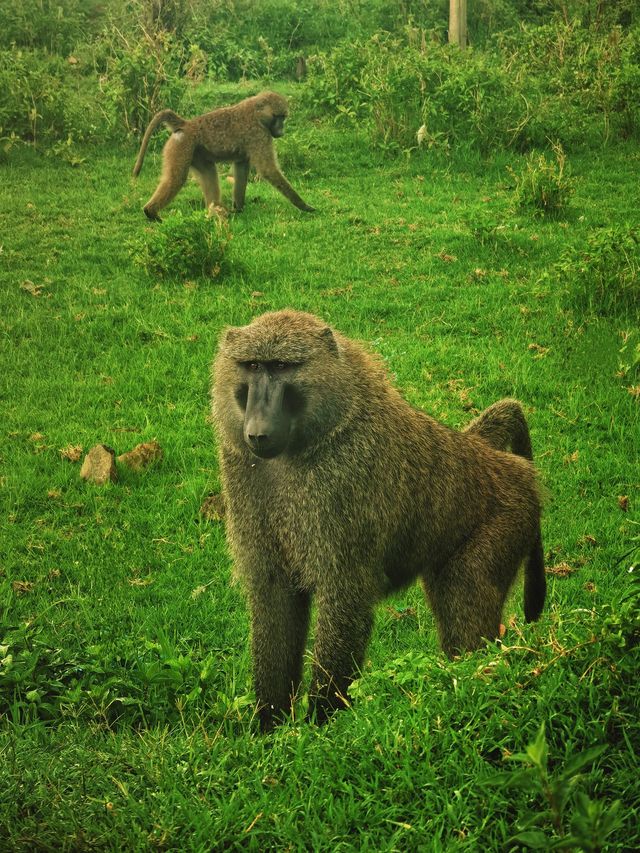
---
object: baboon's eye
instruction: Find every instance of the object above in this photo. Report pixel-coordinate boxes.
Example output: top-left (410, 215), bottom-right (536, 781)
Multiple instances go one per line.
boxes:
top-left (272, 361), bottom-right (289, 371)
top-left (246, 361), bottom-right (260, 371)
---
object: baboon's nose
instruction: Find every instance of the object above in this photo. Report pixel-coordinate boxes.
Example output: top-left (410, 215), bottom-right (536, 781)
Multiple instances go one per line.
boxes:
top-left (246, 432), bottom-right (274, 456)
top-left (247, 432), bottom-right (269, 449)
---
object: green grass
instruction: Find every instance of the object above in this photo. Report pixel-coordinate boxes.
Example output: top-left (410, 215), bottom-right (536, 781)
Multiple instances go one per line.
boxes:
top-left (1, 95), bottom-right (639, 850)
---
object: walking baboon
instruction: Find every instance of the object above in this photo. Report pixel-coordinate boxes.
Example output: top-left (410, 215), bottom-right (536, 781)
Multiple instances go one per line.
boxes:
top-left (212, 311), bottom-right (546, 730)
top-left (132, 91), bottom-right (314, 220)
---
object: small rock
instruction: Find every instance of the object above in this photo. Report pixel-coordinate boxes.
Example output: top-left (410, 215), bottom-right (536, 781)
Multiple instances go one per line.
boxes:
top-left (200, 493), bottom-right (225, 521)
top-left (80, 444), bottom-right (117, 484)
top-left (117, 440), bottom-right (163, 472)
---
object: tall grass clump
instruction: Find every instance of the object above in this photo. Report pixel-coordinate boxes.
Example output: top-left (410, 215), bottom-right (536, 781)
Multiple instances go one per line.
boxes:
top-left (553, 225), bottom-right (640, 316)
top-left (509, 143), bottom-right (574, 217)
top-left (495, 19), bottom-right (640, 146)
top-left (0, 4), bottom-right (639, 157)
top-left (97, 28), bottom-right (186, 136)
top-left (132, 209), bottom-right (231, 280)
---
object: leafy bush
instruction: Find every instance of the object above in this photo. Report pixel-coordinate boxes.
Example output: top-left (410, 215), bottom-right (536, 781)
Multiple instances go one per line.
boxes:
top-left (553, 226), bottom-right (640, 316)
top-left (306, 20), bottom-right (640, 154)
top-left (0, 49), bottom-right (115, 146)
top-left (495, 20), bottom-right (640, 146)
top-left (306, 35), bottom-right (526, 154)
top-left (97, 29), bottom-right (186, 136)
top-left (611, 25), bottom-right (640, 139)
top-left (0, 0), bottom-right (92, 53)
top-left (0, 50), bottom-right (68, 143)
top-left (132, 210), bottom-right (231, 280)
top-left (1, 3), bottom-right (639, 153)
top-left (509, 143), bottom-right (574, 217)
top-left (491, 723), bottom-right (623, 851)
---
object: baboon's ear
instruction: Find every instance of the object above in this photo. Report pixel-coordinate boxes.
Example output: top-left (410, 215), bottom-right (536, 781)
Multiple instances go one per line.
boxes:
top-left (222, 327), bottom-right (239, 346)
top-left (320, 326), bottom-right (338, 354)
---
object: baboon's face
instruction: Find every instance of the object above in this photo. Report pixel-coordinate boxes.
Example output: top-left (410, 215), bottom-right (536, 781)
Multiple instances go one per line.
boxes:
top-left (255, 94), bottom-right (289, 138)
top-left (235, 360), bottom-right (305, 458)
top-left (268, 113), bottom-right (286, 138)
top-left (216, 311), bottom-right (342, 459)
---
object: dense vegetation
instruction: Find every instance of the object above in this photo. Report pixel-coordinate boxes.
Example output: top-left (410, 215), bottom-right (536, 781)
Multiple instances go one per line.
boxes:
top-left (1, 1), bottom-right (638, 849)
top-left (1, 0), bottom-right (639, 155)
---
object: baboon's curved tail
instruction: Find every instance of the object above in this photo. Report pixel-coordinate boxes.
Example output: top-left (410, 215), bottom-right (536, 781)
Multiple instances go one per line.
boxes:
top-left (132, 109), bottom-right (186, 177)
top-left (464, 398), bottom-right (533, 459)
top-left (465, 398), bottom-right (546, 621)
top-left (524, 532), bottom-right (546, 622)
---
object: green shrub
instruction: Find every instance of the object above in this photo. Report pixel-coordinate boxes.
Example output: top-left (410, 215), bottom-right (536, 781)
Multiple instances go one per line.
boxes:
top-left (306, 19), bottom-right (640, 154)
top-left (509, 143), bottom-right (574, 217)
top-left (611, 25), bottom-right (640, 139)
top-left (0, 0), bottom-right (92, 53)
top-left (553, 226), bottom-right (640, 316)
top-left (0, 49), bottom-right (114, 147)
top-left (132, 210), bottom-right (231, 280)
top-left (495, 20), bottom-right (640, 147)
top-left (307, 35), bottom-right (526, 155)
top-left (98, 29), bottom-right (186, 136)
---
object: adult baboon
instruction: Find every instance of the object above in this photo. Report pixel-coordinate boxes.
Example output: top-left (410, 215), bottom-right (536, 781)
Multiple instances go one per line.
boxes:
top-left (212, 311), bottom-right (545, 730)
top-left (132, 91), bottom-right (314, 220)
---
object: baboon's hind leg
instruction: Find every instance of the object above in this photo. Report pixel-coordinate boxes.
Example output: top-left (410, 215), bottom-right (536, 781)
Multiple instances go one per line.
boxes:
top-left (423, 525), bottom-right (518, 657)
top-left (143, 134), bottom-right (192, 221)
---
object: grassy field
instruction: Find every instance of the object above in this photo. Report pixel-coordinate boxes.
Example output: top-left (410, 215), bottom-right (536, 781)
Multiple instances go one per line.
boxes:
top-left (1, 86), bottom-right (638, 850)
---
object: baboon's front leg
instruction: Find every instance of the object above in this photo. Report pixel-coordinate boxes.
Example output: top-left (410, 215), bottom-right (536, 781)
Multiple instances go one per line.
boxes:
top-left (309, 590), bottom-right (374, 724)
top-left (249, 578), bottom-right (311, 731)
top-left (232, 160), bottom-right (250, 212)
top-left (143, 134), bottom-right (191, 221)
top-left (251, 150), bottom-right (315, 212)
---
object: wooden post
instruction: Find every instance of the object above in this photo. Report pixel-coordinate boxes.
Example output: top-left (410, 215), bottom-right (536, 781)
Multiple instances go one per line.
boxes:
top-left (449, 0), bottom-right (459, 46)
top-left (448, 0), bottom-right (467, 48)
top-left (460, 0), bottom-right (468, 47)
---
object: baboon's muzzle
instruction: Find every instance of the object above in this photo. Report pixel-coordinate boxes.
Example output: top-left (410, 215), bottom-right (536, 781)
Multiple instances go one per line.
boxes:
top-left (243, 373), bottom-right (290, 458)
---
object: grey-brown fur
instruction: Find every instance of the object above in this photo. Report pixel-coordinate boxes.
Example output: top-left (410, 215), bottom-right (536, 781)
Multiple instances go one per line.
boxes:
top-left (211, 310), bottom-right (545, 729)
top-left (465, 398), bottom-right (534, 459)
top-left (132, 91), bottom-right (314, 220)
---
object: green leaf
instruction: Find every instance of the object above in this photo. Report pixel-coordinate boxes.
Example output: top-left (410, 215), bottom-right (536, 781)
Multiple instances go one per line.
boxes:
top-left (509, 829), bottom-right (551, 848)
top-left (560, 744), bottom-right (607, 780)
top-left (525, 723), bottom-right (548, 770)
